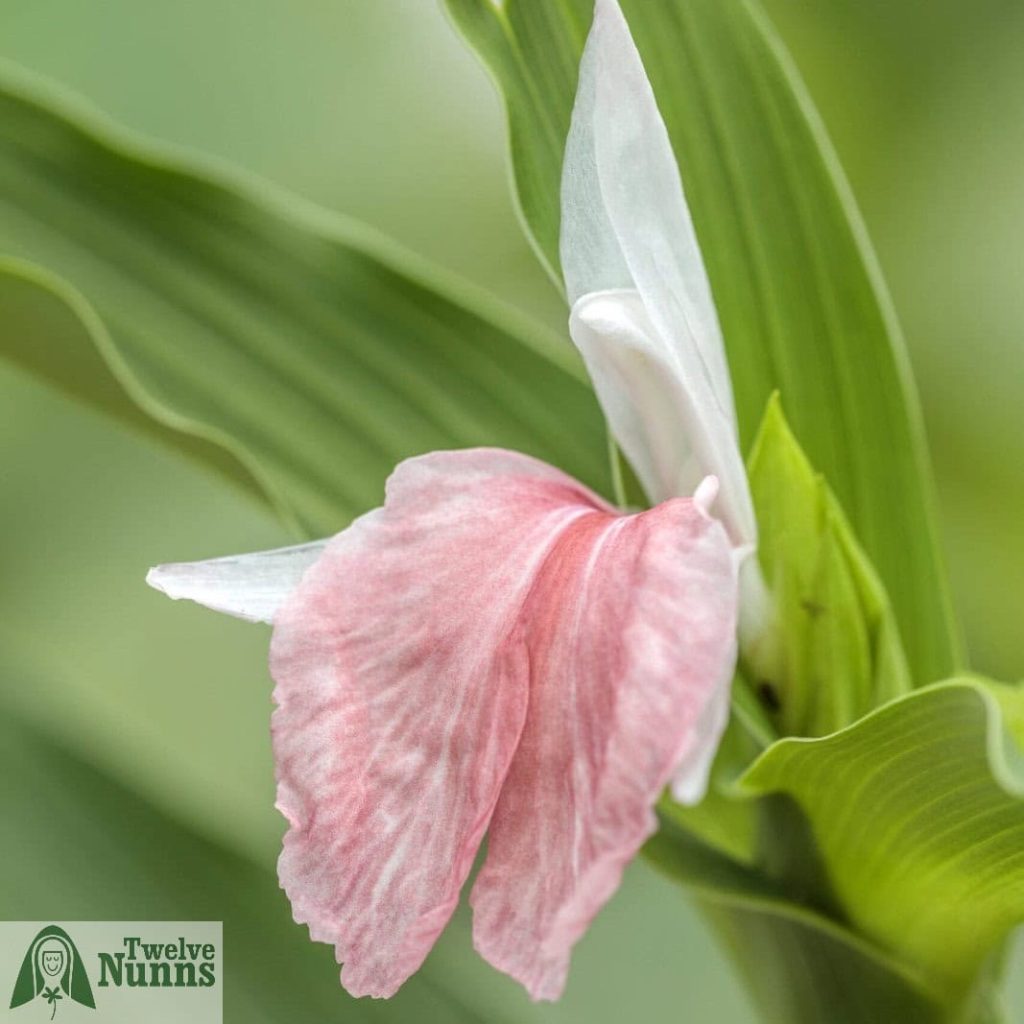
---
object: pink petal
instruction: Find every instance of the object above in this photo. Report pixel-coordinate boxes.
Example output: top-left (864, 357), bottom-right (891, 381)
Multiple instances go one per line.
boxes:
top-left (270, 449), bottom-right (615, 998)
top-left (471, 478), bottom-right (738, 1000)
top-left (270, 449), bottom-right (737, 1001)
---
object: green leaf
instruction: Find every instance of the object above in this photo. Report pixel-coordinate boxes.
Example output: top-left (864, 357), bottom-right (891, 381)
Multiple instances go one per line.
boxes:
top-left (0, 257), bottom-right (267, 504)
top-left (645, 817), bottom-right (950, 1023)
top-left (647, 685), bottom-right (955, 1022)
top-left (444, 0), bottom-right (961, 685)
top-left (740, 678), bottom-right (1024, 1008)
top-left (0, 68), bottom-right (610, 537)
top-left (747, 394), bottom-right (911, 736)
top-left (698, 899), bottom-right (949, 1024)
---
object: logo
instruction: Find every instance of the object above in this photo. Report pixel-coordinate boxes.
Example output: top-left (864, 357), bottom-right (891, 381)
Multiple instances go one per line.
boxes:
top-left (9, 926), bottom-right (95, 1019)
top-left (2, 922), bottom-right (221, 1023)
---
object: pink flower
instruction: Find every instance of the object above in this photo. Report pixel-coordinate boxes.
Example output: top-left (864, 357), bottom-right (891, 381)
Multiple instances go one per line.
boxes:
top-left (147, 0), bottom-right (758, 1002)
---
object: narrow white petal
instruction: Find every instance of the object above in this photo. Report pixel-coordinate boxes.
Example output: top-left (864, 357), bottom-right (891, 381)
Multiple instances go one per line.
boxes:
top-left (559, 16), bottom-right (633, 302)
top-left (561, 0), bottom-right (759, 548)
top-left (561, 0), bottom-right (734, 422)
top-left (570, 289), bottom-right (756, 547)
top-left (146, 540), bottom-right (327, 624)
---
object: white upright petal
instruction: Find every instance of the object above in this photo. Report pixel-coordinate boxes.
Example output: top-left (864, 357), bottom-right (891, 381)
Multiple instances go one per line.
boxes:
top-left (569, 290), bottom-right (755, 545)
top-left (560, 0), bottom-right (755, 549)
top-left (146, 540), bottom-right (327, 624)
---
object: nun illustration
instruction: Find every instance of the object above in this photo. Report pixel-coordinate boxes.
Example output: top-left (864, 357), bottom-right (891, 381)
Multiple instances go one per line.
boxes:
top-left (9, 925), bottom-right (95, 1018)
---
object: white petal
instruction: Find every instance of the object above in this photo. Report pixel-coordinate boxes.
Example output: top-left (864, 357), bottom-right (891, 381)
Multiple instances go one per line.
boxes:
top-left (146, 540), bottom-right (327, 624)
top-left (569, 289), bottom-right (756, 547)
top-left (670, 679), bottom-right (732, 805)
top-left (560, 0), bottom-right (754, 544)
top-left (561, 0), bottom-right (733, 416)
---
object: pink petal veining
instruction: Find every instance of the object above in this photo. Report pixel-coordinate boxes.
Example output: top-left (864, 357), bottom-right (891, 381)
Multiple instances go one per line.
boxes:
top-left (470, 476), bottom-right (737, 999)
top-left (269, 448), bottom-right (737, 999)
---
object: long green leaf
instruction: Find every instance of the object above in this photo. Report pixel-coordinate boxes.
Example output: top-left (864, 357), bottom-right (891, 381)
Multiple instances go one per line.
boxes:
top-left (443, 0), bottom-right (960, 685)
top-left (0, 66), bottom-right (609, 537)
top-left (0, 257), bottom-right (268, 503)
top-left (741, 678), bottom-right (1024, 1009)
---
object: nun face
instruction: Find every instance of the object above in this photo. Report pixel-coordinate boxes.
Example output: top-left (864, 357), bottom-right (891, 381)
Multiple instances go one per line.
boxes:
top-left (40, 948), bottom-right (64, 977)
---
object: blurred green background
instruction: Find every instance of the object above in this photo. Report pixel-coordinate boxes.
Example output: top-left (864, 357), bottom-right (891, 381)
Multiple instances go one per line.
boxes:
top-left (1, 1), bottom-right (1021, 1020)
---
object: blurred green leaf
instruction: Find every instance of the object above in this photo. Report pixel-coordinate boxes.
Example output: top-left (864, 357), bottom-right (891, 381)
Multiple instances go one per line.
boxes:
top-left (741, 678), bottom-right (1024, 1012)
top-left (748, 394), bottom-right (911, 736)
top-left (0, 257), bottom-right (267, 503)
top-left (0, 69), bottom-right (609, 538)
top-left (444, 0), bottom-right (961, 686)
